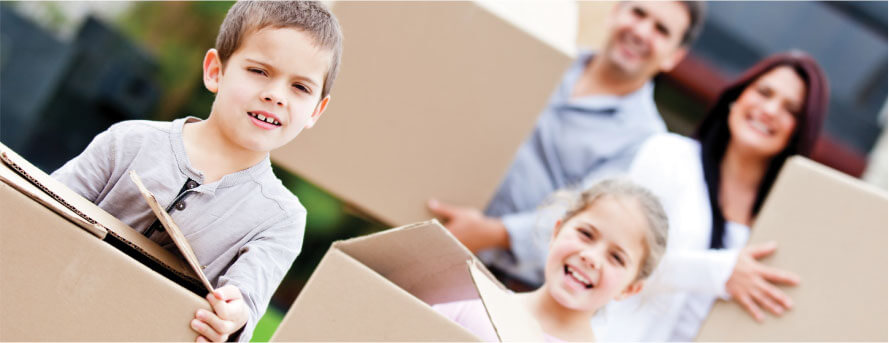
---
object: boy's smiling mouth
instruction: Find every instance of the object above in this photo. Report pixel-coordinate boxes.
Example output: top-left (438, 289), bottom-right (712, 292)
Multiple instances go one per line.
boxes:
top-left (248, 111), bottom-right (282, 129)
top-left (565, 265), bottom-right (594, 289)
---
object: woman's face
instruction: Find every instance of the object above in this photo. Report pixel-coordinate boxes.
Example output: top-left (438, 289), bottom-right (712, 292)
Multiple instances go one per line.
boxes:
top-left (727, 66), bottom-right (807, 158)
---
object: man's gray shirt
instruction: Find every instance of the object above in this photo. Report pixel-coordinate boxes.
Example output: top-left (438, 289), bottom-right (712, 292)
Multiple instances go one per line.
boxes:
top-left (482, 51), bottom-right (666, 285)
top-left (52, 117), bottom-right (305, 341)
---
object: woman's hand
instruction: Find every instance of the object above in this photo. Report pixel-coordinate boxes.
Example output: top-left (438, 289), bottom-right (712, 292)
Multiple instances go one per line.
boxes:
top-left (725, 241), bottom-right (800, 322)
top-left (427, 199), bottom-right (510, 253)
top-left (191, 285), bottom-right (249, 342)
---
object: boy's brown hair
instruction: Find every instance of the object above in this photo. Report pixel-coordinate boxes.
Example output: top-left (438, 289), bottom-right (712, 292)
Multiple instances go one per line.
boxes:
top-left (216, 1), bottom-right (343, 99)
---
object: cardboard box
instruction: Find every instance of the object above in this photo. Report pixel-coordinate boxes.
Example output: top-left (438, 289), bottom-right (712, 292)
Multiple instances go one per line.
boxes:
top-left (0, 143), bottom-right (211, 341)
top-left (271, 1), bottom-right (573, 226)
top-left (697, 156), bottom-right (888, 341)
top-left (271, 220), bottom-right (545, 341)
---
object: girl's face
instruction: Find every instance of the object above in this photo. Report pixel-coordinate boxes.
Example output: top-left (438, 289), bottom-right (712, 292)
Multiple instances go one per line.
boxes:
top-left (727, 66), bottom-right (807, 158)
top-left (543, 195), bottom-right (649, 313)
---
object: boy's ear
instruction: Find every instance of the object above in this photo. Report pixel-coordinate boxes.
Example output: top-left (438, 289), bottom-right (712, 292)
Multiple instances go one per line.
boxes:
top-left (203, 49), bottom-right (223, 94)
top-left (615, 280), bottom-right (644, 301)
top-left (305, 95), bottom-right (330, 129)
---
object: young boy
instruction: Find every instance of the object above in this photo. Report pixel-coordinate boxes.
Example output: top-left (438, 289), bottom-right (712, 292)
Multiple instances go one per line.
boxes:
top-left (51, 2), bottom-right (342, 341)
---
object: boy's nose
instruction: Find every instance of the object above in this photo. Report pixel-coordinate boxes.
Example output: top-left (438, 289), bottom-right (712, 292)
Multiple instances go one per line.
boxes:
top-left (263, 95), bottom-right (285, 107)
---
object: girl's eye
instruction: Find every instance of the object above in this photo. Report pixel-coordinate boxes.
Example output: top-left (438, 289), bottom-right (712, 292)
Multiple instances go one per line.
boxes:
top-left (611, 252), bottom-right (626, 267)
top-left (578, 228), bottom-right (593, 239)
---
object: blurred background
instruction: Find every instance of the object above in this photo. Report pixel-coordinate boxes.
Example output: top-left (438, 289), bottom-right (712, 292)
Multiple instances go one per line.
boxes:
top-left (1, 1), bottom-right (885, 340)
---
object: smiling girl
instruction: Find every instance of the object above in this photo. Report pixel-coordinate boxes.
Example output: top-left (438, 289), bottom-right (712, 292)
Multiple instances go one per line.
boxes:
top-left (434, 179), bottom-right (668, 341)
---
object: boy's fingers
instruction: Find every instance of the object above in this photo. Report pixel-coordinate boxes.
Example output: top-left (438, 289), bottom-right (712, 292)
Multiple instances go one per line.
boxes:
top-left (758, 279), bottom-right (793, 310)
top-left (197, 309), bottom-right (236, 335)
top-left (750, 288), bottom-right (783, 316)
top-left (191, 318), bottom-right (222, 342)
top-left (215, 285), bottom-right (244, 301)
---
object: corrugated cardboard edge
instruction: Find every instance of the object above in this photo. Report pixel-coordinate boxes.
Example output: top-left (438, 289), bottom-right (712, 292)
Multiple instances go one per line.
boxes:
top-left (0, 142), bottom-right (200, 285)
top-left (129, 170), bottom-right (214, 293)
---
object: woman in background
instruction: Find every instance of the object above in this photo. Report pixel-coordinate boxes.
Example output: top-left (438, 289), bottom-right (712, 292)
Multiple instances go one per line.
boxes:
top-left (597, 51), bottom-right (830, 341)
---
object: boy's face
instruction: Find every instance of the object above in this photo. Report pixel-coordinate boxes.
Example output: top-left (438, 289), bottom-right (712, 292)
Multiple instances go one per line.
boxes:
top-left (203, 27), bottom-right (332, 153)
top-left (600, 1), bottom-right (690, 80)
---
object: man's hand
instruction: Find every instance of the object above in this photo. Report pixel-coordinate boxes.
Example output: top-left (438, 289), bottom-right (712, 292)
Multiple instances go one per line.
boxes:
top-left (725, 241), bottom-right (800, 322)
top-left (427, 199), bottom-right (510, 253)
top-left (191, 285), bottom-right (249, 342)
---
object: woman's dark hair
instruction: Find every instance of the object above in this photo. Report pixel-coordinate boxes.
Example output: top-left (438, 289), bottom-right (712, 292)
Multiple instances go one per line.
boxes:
top-left (695, 51), bottom-right (830, 249)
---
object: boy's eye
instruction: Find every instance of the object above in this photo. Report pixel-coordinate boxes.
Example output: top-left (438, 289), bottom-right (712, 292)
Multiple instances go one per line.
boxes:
top-left (655, 22), bottom-right (670, 37)
top-left (248, 68), bottom-right (267, 76)
top-left (757, 85), bottom-right (773, 98)
top-left (292, 83), bottom-right (311, 94)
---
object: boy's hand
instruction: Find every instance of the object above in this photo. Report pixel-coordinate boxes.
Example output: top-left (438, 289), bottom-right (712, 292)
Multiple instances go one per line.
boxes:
top-left (191, 285), bottom-right (249, 342)
top-left (427, 199), bottom-right (510, 253)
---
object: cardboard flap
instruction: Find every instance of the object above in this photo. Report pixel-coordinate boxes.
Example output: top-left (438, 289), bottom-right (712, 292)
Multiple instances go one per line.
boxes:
top-left (697, 156), bottom-right (888, 341)
top-left (272, 247), bottom-right (481, 342)
top-left (336, 220), bottom-right (486, 304)
top-left (0, 142), bottom-right (199, 284)
top-left (468, 260), bottom-right (546, 342)
top-left (130, 171), bottom-right (213, 293)
top-left (0, 152), bottom-right (105, 238)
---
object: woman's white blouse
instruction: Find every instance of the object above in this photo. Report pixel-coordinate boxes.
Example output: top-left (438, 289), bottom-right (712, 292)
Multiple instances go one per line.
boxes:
top-left (591, 133), bottom-right (750, 342)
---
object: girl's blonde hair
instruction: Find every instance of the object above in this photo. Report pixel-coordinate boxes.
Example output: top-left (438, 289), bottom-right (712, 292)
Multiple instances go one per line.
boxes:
top-left (551, 178), bottom-right (668, 280)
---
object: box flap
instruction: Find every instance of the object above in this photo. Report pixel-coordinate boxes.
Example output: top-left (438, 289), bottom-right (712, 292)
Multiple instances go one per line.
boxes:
top-left (336, 220), bottom-right (494, 304)
top-left (468, 260), bottom-right (546, 342)
top-left (130, 171), bottom-right (214, 292)
top-left (271, 247), bottom-right (481, 341)
top-left (0, 180), bottom-right (210, 341)
top-left (697, 156), bottom-right (888, 341)
top-left (0, 142), bottom-right (200, 287)
top-left (0, 152), bottom-right (105, 238)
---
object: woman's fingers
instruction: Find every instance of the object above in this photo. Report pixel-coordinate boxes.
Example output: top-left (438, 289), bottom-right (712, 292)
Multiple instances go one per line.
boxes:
top-left (757, 278), bottom-right (794, 310)
top-left (734, 292), bottom-right (764, 322)
top-left (759, 264), bottom-right (800, 286)
top-left (749, 286), bottom-right (784, 316)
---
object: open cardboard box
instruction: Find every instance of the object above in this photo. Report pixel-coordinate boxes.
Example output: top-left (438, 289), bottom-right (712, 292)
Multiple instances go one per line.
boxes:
top-left (697, 156), bottom-right (888, 341)
top-left (271, 220), bottom-right (545, 341)
top-left (0, 142), bottom-right (212, 341)
top-left (270, 1), bottom-right (573, 227)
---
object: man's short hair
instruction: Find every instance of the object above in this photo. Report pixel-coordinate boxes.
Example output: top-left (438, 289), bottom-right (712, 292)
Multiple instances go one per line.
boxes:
top-left (679, 1), bottom-right (706, 47)
top-left (216, 1), bottom-right (343, 99)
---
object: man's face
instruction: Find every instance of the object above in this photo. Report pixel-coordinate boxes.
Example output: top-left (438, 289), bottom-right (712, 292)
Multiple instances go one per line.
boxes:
top-left (204, 27), bottom-right (331, 153)
top-left (601, 1), bottom-right (690, 79)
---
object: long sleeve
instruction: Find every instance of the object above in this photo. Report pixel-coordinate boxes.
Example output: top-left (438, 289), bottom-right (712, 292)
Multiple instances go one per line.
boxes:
top-left (216, 211), bottom-right (305, 342)
top-left (627, 134), bottom-right (738, 298)
top-left (51, 125), bottom-right (119, 202)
